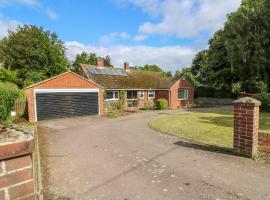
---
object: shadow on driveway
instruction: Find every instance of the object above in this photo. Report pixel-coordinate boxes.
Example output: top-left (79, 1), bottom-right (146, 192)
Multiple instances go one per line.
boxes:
top-left (174, 140), bottom-right (234, 156)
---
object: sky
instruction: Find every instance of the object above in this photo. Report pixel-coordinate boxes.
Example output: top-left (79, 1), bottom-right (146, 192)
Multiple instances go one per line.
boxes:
top-left (0, 0), bottom-right (241, 72)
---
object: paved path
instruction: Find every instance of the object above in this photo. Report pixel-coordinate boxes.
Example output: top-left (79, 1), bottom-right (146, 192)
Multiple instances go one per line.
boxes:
top-left (39, 109), bottom-right (270, 200)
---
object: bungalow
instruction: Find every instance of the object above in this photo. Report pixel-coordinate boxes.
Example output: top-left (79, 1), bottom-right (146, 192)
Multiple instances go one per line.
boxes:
top-left (79, 58), bottom-right (194, 111)
top-left (25, 57), bottom-right (193, 122)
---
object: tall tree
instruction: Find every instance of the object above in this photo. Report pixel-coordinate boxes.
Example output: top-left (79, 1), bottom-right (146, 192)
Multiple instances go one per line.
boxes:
top-left (0, 25), bottom-right (68, 87)
top-left (191, 50), bottom-right (209, 85)
top-left (72, 52), bottom-right (97, 72)
top-left (224, 0), bottom-right (270, 92)
top-left (207, 30), bottom-right (234, 92)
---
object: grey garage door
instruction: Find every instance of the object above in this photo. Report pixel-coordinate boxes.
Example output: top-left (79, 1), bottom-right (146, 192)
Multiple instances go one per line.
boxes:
top-left (36, 92), bottom-right (99, 121)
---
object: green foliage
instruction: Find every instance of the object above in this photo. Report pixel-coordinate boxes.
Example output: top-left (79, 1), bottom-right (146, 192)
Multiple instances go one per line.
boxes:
top-left (0, 68), bottom-right (17, 84)
top-left (136, 64), bottom-right (172, 77)
top-left (107, 111), bottom-right (118, 118)
top-left (72, 52), bottom-right (97, 72)
top-left (175, 68), bottom-right (197, 86)
top-left (105, 91), bottom-right (126, 118)
top-left (156, 99), bottom-right (168, 110)
top-left (190, 0), bottom-right (270, 97)
top-left (0, 82), bottom-right (25, 121)
top-left (195, 86), bottom-right (232, 98)
top-left (139, 64), bottom-right (163, 72)
top-left (143, 101), bottom-right (155, 110)
top-left (119, 90), bottom-right (126, 112)
top-left (191, 50), bottom-right (209, 85)
top-left (224, 0), bottom-right (270, 90)
top-left (0, 25), bottom-right (68, 88)
top-left (253, 93), bottom-right (270, 112)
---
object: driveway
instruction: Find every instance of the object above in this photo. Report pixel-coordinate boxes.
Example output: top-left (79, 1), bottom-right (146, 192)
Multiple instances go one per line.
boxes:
top-left (38, 109), bottom-right (270, 200)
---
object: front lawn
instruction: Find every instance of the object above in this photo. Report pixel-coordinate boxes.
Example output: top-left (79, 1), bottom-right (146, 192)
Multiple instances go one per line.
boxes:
top-left (149, 111), bottom-right (270, 148)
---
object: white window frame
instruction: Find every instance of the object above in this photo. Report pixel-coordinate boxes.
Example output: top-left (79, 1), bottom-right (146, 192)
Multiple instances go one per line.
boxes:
top-left (148, 90), bottom-right (155, 99)
top-left (139, 91), bottom-right (144, 100)
top-left (105, 91), bottom-right (119, 101)
top-left (178, 89), bottom-right (188, 100)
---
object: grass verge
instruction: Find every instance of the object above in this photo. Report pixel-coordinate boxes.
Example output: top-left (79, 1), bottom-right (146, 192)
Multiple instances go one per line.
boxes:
top-left (149, 110), bottom-right (270, 148)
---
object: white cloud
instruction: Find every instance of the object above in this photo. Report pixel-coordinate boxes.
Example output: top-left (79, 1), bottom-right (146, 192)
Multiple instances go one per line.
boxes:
top-left (0, 0), bottom-right (40, 6)
top-left (100, 32), bottom-right (131, 45)
top-left (0, 0), bottom-right (58, 20)
top-left (122, 0), bottom-right (241, 38)
top-left (133, 34), bottom-right (149, 42)
top-left (118, 0), bottom-right (162, 17)
top-left (45, 7), bottom-right (58, 20)
top-left (0, 13), bottom-right (21, 39)
top-left (65, 41), bottom-right (196, 72)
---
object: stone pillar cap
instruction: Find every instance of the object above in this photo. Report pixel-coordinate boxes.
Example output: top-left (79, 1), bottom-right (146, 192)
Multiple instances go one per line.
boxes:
top-left (233, 97), bottom-right (261, 106)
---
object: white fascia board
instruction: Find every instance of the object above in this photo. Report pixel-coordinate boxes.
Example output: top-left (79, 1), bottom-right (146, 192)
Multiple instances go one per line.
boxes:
top-left (34, 88), bottom-right (99, 93)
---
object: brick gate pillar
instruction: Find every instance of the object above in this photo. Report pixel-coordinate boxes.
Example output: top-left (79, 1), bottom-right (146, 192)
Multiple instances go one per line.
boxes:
top-left (233, 97), bottom-right (261, 157)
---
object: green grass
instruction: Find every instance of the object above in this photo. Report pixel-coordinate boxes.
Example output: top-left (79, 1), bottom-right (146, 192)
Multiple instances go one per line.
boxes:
top-left (149, 111), bottom-right (270, 148)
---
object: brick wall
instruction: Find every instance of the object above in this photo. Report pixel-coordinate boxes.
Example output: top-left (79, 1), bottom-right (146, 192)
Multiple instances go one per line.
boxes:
top-left (0, 155), bottom-right (35, 200)
top-left (233, 97), bottom-right (261, 157)
top-left (170, 79), bottom-right (194, 109)
top-left (25, 72), bottom-right (104, 122)
top-left (155, 90), bottom-right (169, 102)
top-left (0, 127), bottom-right (35, 200)
top-left (258, 131), bottom-right (270, 151)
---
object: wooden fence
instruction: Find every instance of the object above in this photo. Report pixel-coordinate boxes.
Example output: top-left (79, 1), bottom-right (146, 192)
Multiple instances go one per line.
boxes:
top-left (15, 99), bottom-right (27, 117)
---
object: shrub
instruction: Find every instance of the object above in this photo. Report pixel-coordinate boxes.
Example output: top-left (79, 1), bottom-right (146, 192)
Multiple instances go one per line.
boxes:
top-left (156, 99), bottom-right (169, 110)
top-left (0, 82), bottom-right (25, 121)
top-left (253, 93), bottom-right (270, 112)
top-left (143, 101), bottom-right (155, 110)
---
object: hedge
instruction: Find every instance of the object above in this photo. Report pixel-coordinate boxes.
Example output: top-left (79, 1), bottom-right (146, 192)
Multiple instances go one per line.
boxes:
top-left (156, 99), bottom-right (168, 110)
top-left (0, 82), bottom-right (25, 121)
top-left (253, 93), bottom-right (270, 112)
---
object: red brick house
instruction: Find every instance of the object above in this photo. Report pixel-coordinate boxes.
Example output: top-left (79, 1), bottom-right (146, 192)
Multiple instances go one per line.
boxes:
top-left (25, 58), bottom-right (193, 122)
top-left (79, 58), bottom-right (194, 111)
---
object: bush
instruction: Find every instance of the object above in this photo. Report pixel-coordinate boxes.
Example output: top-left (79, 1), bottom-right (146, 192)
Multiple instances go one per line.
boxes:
top-left (0, 82), bottom-right (25, 121)
top-left (253, 93), bottom-right (270, 112)
top-left (156, 99), bottom-right (169, 110)
top-left (143, 101), bottom-right (155, 110)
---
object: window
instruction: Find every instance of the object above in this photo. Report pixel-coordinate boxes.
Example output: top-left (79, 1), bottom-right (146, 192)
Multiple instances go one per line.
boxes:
top-left (148, 91), bottom-right (155, 99)
top-left (139, 91), bottom-right (144, 99)
top-left (178, 89), bottom-right (188, 100)
top-left (127, 91), bottom-right (137, 100)
top-left (105, 91), bottom-right (119, 100)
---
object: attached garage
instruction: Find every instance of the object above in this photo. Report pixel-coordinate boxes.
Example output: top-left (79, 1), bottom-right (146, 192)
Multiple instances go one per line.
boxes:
top-left (25, 72), bottom-right (104, 122)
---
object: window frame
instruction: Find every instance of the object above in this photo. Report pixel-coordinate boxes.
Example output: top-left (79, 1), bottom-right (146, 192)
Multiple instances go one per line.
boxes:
top-left (178, 89), bottom-right (188, 100)
top-left (148, 90), bottom-right (155, 99)
top-left (139, 91), bottom-right (144, 100)
top-left (105, 91), bottom-right (119, 101)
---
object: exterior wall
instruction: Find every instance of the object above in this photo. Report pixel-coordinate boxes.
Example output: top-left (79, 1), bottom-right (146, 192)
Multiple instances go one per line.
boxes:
top-left (233, 98), bottom-right (261, 157)
top-left (0, 130), bottom-right (35, 200)
top-left (0, 155), bottom-right (35, 200)
top-left (170, 79), bottom-right (194, 109)
top-left (155, 90), bottom-right (169, 103)
top-left (138, 91), bottom-right (148, 108)
top-left (258, 131), bottom-right (270, 151)
top-left (25, 72), bottom-right (104, 122)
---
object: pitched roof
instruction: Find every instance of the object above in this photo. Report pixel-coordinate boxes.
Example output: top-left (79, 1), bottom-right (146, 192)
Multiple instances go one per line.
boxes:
top-left (24, 71), bottom-right (104, 90)
top-left (81, 64), bottom-right (176, 89)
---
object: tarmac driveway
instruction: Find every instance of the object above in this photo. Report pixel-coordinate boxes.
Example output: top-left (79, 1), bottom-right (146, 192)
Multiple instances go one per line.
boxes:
top-left (38, 109), bottom-right (270, 200)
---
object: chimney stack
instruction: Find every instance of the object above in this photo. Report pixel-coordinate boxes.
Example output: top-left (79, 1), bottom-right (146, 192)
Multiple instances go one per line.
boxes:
top-left (96, 57), bottom-right (105, 67)
top-left (124, 62), bottom-right (129, 70)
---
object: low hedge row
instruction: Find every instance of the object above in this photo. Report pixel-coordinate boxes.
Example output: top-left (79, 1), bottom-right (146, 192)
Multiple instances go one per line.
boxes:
top-left (0, 82), bottom-right (25, 121)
